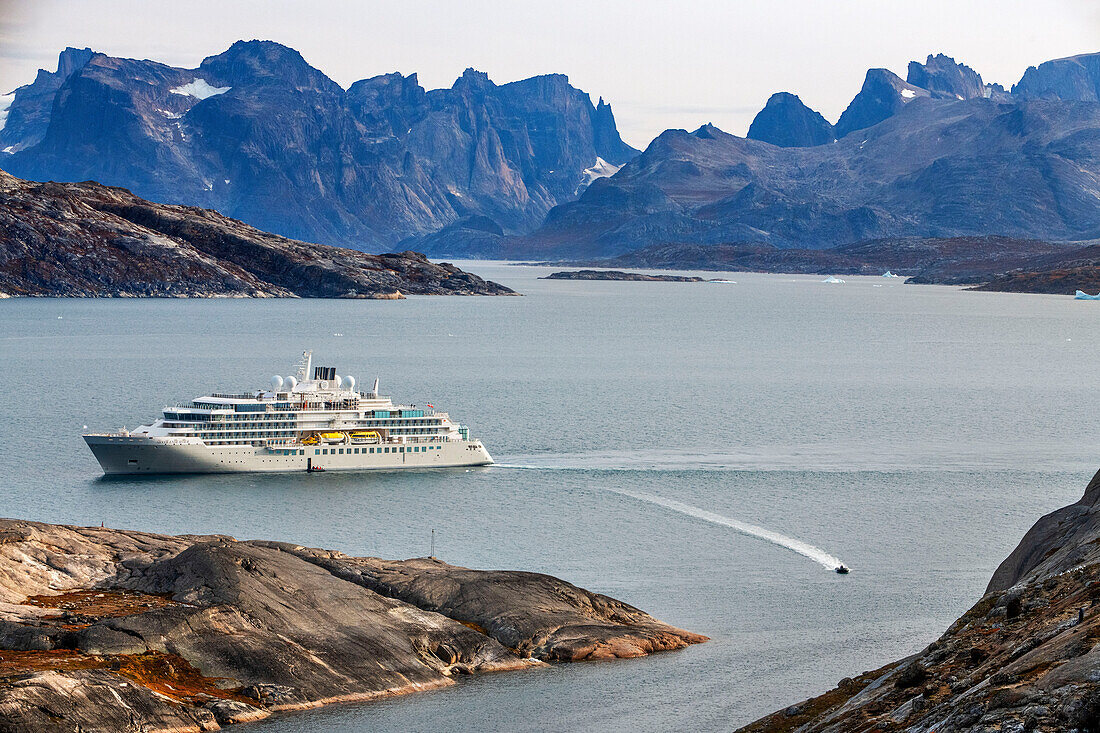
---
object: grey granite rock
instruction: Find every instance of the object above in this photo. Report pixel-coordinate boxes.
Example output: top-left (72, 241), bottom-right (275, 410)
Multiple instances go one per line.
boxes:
top-left (0, 519), bottom-right (704, 731)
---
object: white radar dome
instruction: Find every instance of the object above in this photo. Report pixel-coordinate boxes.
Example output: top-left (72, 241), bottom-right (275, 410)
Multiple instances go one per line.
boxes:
top-left (285, 376), bottom-right (298, 390)
top-left (270, 375), bottom-right (284, 391)
top-left (343, 375), bottom-right (355, 390)
top-left (334, 375), bottom-right (343, 388)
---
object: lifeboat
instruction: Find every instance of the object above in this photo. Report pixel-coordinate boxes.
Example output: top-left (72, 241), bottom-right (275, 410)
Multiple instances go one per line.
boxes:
top-left (300, 434), bottom-right (320, 446)
top-left (321, 432), bottom-right (346, 443)
top-left (350, 430), bottom-right (380, 443)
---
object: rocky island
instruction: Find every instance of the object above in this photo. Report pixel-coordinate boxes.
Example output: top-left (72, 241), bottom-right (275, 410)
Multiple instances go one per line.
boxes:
top-left (0, 519), bottom-right (705, 731)
top-left (542, 270), bottom-right (704, 282)
top-left (0, 171), bottom-right (514, 298)
top-left (739, 468), bottom-right (1100, 733)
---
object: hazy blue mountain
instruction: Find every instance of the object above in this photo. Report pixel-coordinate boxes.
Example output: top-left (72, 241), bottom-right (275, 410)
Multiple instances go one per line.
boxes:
top-left (906, 54), bottom-right (985, 100)
top-left (515, 96), bottom-right (1100, 259)
top-left (746, 92), bottom-right (834, 147)
top-left (1013, 52), bottom-right (1100, 101)
top-left (0, 47), bottom-right (93, 154)
top-left (834, 68), bottom-right (930, 138)
top-left (0, 41), bottom-right (637, 251)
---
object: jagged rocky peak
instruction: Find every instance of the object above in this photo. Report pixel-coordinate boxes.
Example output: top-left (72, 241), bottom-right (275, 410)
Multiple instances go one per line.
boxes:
top-left (452, 67), bottom-right (494, 93)
top-left (590, 97), bottom-right (637, 164)
top-left (0, 47), bottom-right (96, 153)
top-left (1, 42), bottom-right (640, 252)
top-left (54, 47), bottom-right (96, 79)
top-left (346, 72), bottom-right (428, 136)
top-left (1013, 52), bottom-right (1100, 101)
top-left (746, 91), bottom-right (835, 147)
top-left (906, 53), bottom-right (985, 99)
top-left (198, 39), bottom-right (341, 93)
top-left (834, 67), bottom-right (929, 138)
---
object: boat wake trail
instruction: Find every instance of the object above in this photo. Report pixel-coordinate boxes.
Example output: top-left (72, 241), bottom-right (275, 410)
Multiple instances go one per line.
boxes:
top-left (607, 487), bottom-right (844, 571)
top-left (495, 463), bottom-right (846, 571)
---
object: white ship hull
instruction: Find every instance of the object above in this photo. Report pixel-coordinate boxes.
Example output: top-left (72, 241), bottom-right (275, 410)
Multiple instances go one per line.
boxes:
top-left (85, 435), bottom-right (493, 475)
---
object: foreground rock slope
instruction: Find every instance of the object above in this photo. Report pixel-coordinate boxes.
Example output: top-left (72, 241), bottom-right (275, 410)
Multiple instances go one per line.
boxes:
top-left (0, 170), bottom-right (514, 297)
top-left (739, 468), bottom-right (1100, 733)
top-left (0, 519), bottom-right (704, 731)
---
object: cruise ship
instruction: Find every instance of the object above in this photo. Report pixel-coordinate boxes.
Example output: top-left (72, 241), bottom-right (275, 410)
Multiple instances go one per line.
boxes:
top-left (83, 351), bottom-right (493, 475)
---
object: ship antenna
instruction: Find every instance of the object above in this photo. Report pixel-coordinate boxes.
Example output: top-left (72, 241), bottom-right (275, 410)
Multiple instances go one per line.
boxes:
top-left (295, 350), bottom-right (312, 382)
top-left (372, 377), bottom-right (379, 397)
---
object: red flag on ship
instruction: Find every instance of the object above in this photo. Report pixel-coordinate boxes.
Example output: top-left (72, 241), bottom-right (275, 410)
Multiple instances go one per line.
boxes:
top-left (426, 403), bottom-right (434, 408)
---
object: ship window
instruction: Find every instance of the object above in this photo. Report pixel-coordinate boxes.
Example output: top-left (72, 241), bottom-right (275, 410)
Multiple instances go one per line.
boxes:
top-left (314, 449), bottom-right (319, 455)
top-left (339, 449), bottom-right (344, 454)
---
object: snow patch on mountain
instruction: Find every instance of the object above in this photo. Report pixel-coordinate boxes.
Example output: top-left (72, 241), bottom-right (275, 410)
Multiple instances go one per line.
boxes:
top-left (576, 156), bottom-right (622, 193)
top-left (170, 79), bottom-right (231, 100)
top-left (0, 93), bottom-right (15, 133)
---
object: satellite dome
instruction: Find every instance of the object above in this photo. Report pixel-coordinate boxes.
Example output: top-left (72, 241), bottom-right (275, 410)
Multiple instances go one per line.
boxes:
top-left (344, 375), bottom-right (355, 391)
top-left (285, 376), bottom-right (298, 390)
top-left (334, 375), bottom-right (343, 388)
top-left (270, 375), bottom-right (284, 391)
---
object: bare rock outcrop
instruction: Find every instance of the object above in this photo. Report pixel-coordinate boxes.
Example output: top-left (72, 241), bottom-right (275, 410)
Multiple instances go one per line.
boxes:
top-left (738, 467), bottom-right (1100, 733)
top-left (0, 519), bottom-right (704, 731)
top-left (0, 170), bottom-right (515, 298)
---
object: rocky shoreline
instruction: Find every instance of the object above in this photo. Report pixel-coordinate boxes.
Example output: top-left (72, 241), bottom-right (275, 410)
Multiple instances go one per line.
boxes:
top-left (542, 269), bottom-right (705, 282)
top-left (0, 519), bottom-right (705, 731)
top-left (0, 171), bottom-right (515, 298)
top-left (738, 468), bottom-right (1100, 733)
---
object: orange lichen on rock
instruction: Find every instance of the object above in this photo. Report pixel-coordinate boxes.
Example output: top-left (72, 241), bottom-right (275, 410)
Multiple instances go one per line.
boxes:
top-left (113, 652), bottom-right (255, 704)
top-left (0, 649), bottom-right (105, 680)
top-left (26, 589), bottom-right (182, 626)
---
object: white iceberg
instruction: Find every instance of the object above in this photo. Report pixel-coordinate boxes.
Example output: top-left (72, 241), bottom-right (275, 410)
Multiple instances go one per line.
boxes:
top-left (882, 271), bottom-right (902, 278)
top-left (1075, 290), bottom-right (1100, 300)
top-left (822, 276), bottom-right (845, 284)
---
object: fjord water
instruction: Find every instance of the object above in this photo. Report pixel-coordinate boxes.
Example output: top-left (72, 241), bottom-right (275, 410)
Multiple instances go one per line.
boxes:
top-left (2, 266), bottom-right (1098, 731)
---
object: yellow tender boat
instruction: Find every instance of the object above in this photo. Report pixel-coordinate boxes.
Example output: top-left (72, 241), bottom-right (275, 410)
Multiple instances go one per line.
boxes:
top-left (321, 432), bottom-right (346, 443)
top-left (301, 434), bottom-right (320, 446)
top-left (350, 430), bottom-right (380, 443)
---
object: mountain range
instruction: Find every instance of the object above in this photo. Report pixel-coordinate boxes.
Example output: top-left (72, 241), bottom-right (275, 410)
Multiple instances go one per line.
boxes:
top-left (4, 44), bottom-right (1100, 291)
top-left (0, 41), bottom-right (636, 251)
top-left (512, 53), bottom-right (1100, 262)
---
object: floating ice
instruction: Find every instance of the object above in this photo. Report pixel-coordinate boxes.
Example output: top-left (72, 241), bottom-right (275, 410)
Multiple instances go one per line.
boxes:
top-left (822, 276), bottom-right (845, 284)
top-left (1075, 290), bottom-right (1100, 300)
top-left (900, 88), bottom-right (917, 99)
top-left (169, 79), bottom-right (231, 100)
top-left (882, 271), bottom-right (902, 278)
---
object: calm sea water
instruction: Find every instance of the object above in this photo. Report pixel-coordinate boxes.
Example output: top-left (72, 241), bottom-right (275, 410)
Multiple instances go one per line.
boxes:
top-left (2, 265), bottom-right (1098, 731)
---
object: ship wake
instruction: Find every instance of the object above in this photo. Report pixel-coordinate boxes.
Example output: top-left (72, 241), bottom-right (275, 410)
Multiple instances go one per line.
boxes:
top-left (606, 487), bottom-right (844, 571)
top-left (497, 464), bottom-right (845, 571)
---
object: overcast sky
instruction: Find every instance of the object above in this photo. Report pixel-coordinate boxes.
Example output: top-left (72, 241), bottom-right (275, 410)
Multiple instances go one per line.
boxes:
top-left (2, 0), bottom-right (1098, 148)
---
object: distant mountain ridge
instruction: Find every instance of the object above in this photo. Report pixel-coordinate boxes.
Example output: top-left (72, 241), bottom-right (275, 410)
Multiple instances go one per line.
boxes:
top-left (0, 41), bottom-right (637, 251)
top-left (505, 50), bottom-right (1100, 263)
top-left (7, 43), bottom-right (1100, 280)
